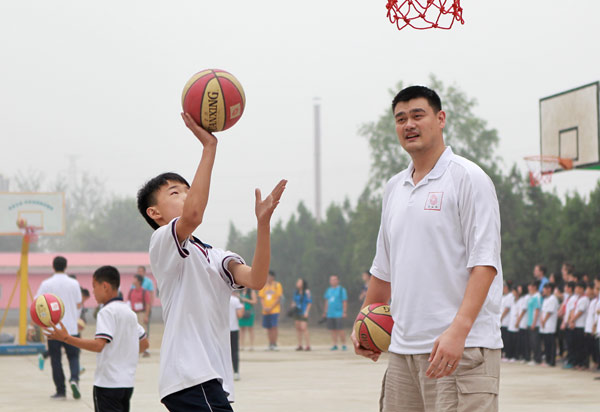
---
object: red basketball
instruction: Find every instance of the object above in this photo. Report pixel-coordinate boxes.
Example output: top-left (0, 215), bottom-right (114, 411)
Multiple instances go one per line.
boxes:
top-left (30, 293), bottom-right (65, 328)
top-left (354, 303), bottom-right (394, 353)
top-left (181, 69), bottom-right (246, 132)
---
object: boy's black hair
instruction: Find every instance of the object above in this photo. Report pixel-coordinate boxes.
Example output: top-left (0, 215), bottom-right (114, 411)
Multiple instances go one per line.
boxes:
top-left (81, 288), bottom-right (90, 298)
top-left (530, 279), bottom-right (541, 289)
top-left (93, 266), bottom-right (120, 290)
top-left (52, 256), bottom-right (67, 272)
top-left (536, 264), bottom-right (547, 275)
top-left (137, 172), bottom-right (190, 230)
top-left (566, 281), bottom-right (576, 290)
top-left (391, 85), bottom-right (442, 113)
top-left (576, 281), bottom-right (587, 290)
top-left (134, 274), bottom-right (144, 284)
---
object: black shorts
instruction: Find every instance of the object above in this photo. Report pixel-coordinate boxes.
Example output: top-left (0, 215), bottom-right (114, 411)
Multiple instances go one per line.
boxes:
top-left (161, 379), bottom-right (233, 412)
top-left (327, 317), bottom-right (344, 330)
top-left (93, 386), bottom-right (133, 412)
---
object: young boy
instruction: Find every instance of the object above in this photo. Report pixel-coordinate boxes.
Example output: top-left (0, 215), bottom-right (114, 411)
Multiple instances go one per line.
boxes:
top-left (136, 112), bottom-right (286, 411)
top-left (44, 266), bottom-right (149, 412)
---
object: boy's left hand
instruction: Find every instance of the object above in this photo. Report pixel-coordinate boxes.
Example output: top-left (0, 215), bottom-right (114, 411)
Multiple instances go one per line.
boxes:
top-left (255, 179), bottom-right (287, 224)
top-left (43, 321), bottom-right (69, 342)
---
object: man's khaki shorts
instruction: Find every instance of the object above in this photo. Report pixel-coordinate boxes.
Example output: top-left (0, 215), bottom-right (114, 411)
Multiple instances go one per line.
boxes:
top-left (380, 347), bottom-right (500, 412)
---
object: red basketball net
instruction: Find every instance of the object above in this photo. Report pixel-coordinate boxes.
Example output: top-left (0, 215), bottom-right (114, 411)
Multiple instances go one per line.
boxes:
top-left (386, 0), bottom-right (464, 31)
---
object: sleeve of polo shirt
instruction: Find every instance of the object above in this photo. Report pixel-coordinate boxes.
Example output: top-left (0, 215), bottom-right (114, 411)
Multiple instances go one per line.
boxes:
top-left (95, 309), bottom-right (115, 343)
top-left (458, 167), bottom-right (502, 274)
top-left (149, 217), bottom-right (189, 279)
top-left (212, 248), bottom-right (246, 290)
top-left (370, 188), bottom-right (392, 282)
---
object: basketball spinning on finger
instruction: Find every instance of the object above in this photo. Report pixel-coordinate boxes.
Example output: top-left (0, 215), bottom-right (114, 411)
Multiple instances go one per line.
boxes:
top-left (181, 69), bottom-right (246, 132)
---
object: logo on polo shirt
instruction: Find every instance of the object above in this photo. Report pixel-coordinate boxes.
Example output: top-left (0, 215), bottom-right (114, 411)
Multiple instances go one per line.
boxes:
top-left (424, 192), bottom-right (443, 211)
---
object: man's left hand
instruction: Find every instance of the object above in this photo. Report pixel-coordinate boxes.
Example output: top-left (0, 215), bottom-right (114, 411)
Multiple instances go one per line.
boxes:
top-left (426, 324), bottom-right (467, 379)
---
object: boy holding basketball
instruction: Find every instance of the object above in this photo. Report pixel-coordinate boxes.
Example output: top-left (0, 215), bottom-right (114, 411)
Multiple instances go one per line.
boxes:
top-left (136, 112), bottom-right (286, 411)
top-left (44, 266), bottom-right (149, 412)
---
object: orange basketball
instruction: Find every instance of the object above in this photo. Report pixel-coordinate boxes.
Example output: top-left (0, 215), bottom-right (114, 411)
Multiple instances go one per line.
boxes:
top-left (354, 303), bottom-right (394, 353)
top-left (181, 69), bottom-right (246, 132)
top-left (30, 293), bottom-right (65, 328)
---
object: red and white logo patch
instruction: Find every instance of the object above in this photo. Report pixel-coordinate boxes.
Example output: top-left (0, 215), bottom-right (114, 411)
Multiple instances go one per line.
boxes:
top-left (230, 103), bottom-right (241, 119)
top-left (424, 192), bottom-right (443, 211)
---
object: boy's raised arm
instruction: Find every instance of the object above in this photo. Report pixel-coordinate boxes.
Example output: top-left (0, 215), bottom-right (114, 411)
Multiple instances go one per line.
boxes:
top-left (230, 179), bottom-right (287, 290)
top-left (176, 112), bottom-right (218, 243)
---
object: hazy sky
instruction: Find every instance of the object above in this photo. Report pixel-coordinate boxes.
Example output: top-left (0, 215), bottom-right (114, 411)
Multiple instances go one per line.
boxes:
top-left (1, 1), bottom-right (600, 248)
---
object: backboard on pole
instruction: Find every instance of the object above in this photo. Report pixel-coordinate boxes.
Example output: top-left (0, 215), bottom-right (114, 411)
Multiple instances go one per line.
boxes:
top-left (0, 192), bottom-right (65, 236)
top-left (539, 82), bottom-right (600, 172)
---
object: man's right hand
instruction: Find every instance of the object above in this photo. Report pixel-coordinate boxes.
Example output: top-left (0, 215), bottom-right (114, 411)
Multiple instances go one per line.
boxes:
top-left (351, 329), bottom-right (381, 362)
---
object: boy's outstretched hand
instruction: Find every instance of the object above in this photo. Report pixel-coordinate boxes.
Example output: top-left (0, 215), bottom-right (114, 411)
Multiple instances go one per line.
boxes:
top-left (256, 179), bottom-right (287, 224)
top-left (181, 112), bottom-right (218, 148)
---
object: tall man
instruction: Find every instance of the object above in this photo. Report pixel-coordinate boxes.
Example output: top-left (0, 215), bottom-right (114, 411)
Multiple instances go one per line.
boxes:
top-left (352, 86), bottom-right (503, 411)
top-left (533, 264), bottom-right (549, 292)
top-left (36, 256), bottom-right (83, 400)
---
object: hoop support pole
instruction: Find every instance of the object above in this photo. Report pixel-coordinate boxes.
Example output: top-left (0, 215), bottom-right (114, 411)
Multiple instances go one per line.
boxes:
top-left (18, 234), bottom-right (30, 345)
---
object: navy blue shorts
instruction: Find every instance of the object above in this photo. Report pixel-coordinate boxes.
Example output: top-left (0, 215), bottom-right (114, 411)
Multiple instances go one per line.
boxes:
top-left (262, 313), bottom-right (279, 329)
top-left (161, 379), bottom-right (233, 412)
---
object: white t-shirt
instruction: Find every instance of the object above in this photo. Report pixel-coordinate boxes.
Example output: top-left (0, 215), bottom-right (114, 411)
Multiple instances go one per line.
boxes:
top-left (540, 294), bottom-right (559, 334)
top-left (507, 294), bottom-right (520, 333)
top-left (564, 294), bottom-right (578, 324)
top-left (501, 293), bottom-right (514, 328)
top-left (518, 295), bottom-right (530, 330)
top-left (150, 217), bottom-right (245, 401)
top-left (229, 296), bottom-right (243, 332)
top-left (370, 147), bottom-right (503, 354)
top-left (574, 296), bottom-right (590, 328)
top-left (36, 273), bottom-right (82, 335)
top-left (584, 297), bottom-right (598, 333)
top-left (595, 299), bottom-right (600, 338)
top-left (95, 298), bottom-right (146, 388)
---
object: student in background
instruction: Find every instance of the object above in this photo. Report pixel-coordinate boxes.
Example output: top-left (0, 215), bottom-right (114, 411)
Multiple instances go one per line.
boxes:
top-left (229, 293), bottom-right (244, 381)
top-left (540, 283), bottom-right (559, 367)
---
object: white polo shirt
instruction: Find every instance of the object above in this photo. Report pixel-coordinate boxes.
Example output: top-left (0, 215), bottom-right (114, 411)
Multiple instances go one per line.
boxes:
top-left (574, 296), bottom-right (589, 328)
top-left (518, 295), bottom-right (530, 330)
top-left (501, 292), bottom-right (514, 328)
top-left (584, 297), bottom-right (598, 333)
top-left (540, 294), bottom-right (559, 334)
top-left (36, 273), bottom-right (82, 335)
top-left (507, 294), bottom-right (520, 333)
top-left (370, 147), bottom-right (503, 354)
top-left (229, 295), bottom-right (243, 332)
top-left (95, 298), bottom-right (146, 388)
top-left (595, 299), bottom-right (600, 338)
top-left (150, 217), bottom-right (245, 401)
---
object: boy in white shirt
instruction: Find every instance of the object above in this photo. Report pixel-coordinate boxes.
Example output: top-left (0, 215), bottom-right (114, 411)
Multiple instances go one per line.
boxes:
top-left (569, 282), bottom-right (589, 369)
top-left (583, 284), bottom-right (597, 369)
top-left (540, 283), bottom-right (559, 366)
top-left (515, 285), bottom-right (530, 362)
top-left (136, 112), bottom-right (286, 411)
top-left (45, 266), bottom-right (149, 412)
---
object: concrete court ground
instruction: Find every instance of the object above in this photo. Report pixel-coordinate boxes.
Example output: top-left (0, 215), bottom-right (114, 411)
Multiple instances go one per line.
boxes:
top-left (0, 324), bottom-right (599, 412)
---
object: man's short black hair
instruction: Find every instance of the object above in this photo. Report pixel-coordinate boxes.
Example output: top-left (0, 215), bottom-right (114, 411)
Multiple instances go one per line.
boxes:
top-left (391, 85), bottom-right (442, 113)
top-left (93, 266), bottom-right (120, 290)
top-left (543, 282), bottom-right (554, 291)
top-left (81, 288), bottom-right (90, 298)
top-left (567, 281), bottom-right (576, 290)
top-left (134, 274), bottom-right (144, 284)
top-left (536, 264), bottom-right (547, 275)
top-left (576, 281), bottom-right (587, 290)
top-left (137, 172), bottom-right (190, 230)
top-left (52, 256), bottom-right (67, 272)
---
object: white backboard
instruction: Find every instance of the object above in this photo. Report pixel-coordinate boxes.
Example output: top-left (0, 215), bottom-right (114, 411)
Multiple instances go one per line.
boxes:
top-left (0, 192), bottom-right (65, 235)
top-left (540, 82), bottom-right (600, 170)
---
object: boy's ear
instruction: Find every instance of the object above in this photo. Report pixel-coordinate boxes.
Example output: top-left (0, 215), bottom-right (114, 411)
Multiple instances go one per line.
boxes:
top-left (147, 206), bottom-right (161, 221)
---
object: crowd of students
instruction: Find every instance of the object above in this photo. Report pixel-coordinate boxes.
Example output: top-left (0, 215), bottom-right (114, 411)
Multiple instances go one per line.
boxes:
top-left (500, 263), bottom-right (600, 378)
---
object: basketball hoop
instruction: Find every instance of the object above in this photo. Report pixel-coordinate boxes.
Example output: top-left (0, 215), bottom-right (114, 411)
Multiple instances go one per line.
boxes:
top-left (386, 0), bottom-right (464, 31)
top-left (524, 155), bottom-right (573, 187)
